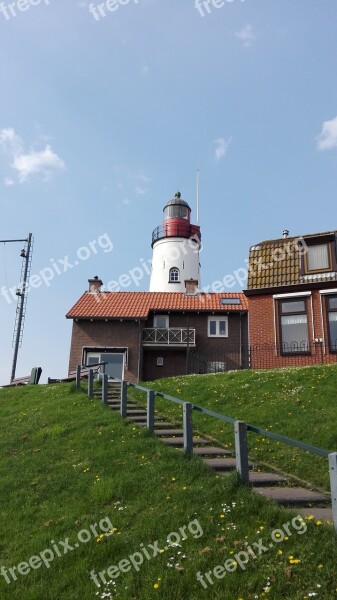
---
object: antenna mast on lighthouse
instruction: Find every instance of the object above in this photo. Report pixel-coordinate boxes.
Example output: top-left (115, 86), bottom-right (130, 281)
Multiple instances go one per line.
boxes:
top-left (196, 169), bottom-right (200, 224)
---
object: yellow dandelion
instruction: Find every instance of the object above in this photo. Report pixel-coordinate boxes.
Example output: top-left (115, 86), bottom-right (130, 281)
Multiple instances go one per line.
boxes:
top-left (154, 583), bottom-right (160, 589)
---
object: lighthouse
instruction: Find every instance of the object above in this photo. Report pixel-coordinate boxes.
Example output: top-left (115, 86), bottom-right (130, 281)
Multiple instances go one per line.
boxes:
top-left (149, 192), bottom-right (202, 292)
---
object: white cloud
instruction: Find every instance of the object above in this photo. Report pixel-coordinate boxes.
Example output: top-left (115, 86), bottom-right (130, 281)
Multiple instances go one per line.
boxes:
top-left (235, 24), bottom-right (256, 48)
top-left (135, 186), bottom-right (147, 196)
top-left (213, 137), bottom-right (232, 162)
top-left (0, 127), bottom-right (23, 155)
top-left (13, 146), bottom-right (65, 183)
top-left (112, 165), bottom-right (152, 205)
top-left (0, 127), bottom-right (65, 184)
top-left (316, 116), bottom-right (337, 151)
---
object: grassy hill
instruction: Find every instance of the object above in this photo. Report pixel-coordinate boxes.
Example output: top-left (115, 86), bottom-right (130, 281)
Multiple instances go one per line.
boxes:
top-left (132, 364), bottom-right (337, 491)
top-left (0, 380), bottom-right (337, 600)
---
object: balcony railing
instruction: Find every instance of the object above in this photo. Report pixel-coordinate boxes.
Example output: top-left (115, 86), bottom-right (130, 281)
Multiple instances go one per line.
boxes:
top-left (143, 328), bottom-right (196, 346)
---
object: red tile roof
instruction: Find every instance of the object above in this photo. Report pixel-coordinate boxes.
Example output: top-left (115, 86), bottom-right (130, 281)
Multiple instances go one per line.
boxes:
top-left (66, 292), bottom-right (248, 320)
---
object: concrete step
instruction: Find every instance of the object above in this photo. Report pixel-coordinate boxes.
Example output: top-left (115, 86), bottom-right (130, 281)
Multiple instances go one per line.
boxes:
top-left (93, 394), bottom-right (120, 400)
top-left (154, 429), bottom-right (184, 436)
top-left (137, 422), bottom-right (177, 428)
top-left (108, 402), bottom-right (137, 408)
top-left (253, 486), bottom-right (330, 506)
top-left (189, 446), bottom-right (233, 457)
top-left (162, 437), bottom-right (211, 447)
top-left (248, 472), bottom-right (288, 486)
top-left (298, 507), bottom-right (333, 521)
top-left (203, 458), bottom-right (255, 471)
top-left (126, 409), bottom-right (148, 416)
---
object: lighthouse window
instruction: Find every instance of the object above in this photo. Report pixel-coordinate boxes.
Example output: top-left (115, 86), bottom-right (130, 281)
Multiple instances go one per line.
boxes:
top-left (164, 205), bottom-right (189, 220)
top-left (169, 267), bottom-right (180, 283)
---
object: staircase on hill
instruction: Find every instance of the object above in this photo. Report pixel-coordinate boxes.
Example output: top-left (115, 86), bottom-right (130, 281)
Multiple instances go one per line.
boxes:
top-left (93, 381), bottom-right (333, 524)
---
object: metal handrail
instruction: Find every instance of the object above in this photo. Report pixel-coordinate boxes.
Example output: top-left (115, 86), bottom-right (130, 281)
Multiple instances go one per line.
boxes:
top-left (95, 373), bottom-right (337, 531)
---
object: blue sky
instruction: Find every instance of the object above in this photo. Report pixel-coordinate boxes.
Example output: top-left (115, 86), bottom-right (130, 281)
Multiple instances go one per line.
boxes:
top-left (0, 0), bottom-right (336, 384)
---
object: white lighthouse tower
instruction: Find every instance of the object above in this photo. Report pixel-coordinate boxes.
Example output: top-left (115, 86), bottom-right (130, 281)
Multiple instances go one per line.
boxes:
top-left (149, 192), bottom-right (201, 292)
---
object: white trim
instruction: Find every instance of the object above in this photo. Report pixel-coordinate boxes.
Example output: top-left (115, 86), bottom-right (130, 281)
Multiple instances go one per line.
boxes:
top-left (273, 292), bottom-right (312, 299)
top-left (319, 288), bottom-right (337, 295)
top-left (319, 292), bottom-right (326, 351)
top-left (208, 316), bottom-right (228, 338)
top-left (272, 298), bottom-right (277, 355)
top-left (310, 295), bottom-right (315, 341)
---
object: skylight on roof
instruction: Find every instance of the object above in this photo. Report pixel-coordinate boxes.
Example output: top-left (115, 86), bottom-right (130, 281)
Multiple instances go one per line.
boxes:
top-left (220, 298), bottom-right (241, 305)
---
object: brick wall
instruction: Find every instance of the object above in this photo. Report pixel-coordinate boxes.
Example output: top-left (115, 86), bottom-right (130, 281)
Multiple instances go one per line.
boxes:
top-left (248, 290), bottom-right (337, 369)
top-left (143, 311), bottom-right (248, 380)
top-left (68, 320), bottom-right (142, 383)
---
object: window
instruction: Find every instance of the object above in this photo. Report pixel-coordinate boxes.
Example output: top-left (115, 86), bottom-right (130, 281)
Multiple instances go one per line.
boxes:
top-left (208, 316), bottom-right (228, 338)
top-left (84, 350), bottom-right (126, 379)
top-left (279, 299), bottom-right (309, 353)
top-left (153, 315), bottom-right (169, 328)
top-left (327, 295), bottom-right (337, 352)
top-left (220, 298), bottom-right (241, 305)
top-left (169, 267), bottom-right (180, 283)
top-left (305, 243), bottom-right (331, 273)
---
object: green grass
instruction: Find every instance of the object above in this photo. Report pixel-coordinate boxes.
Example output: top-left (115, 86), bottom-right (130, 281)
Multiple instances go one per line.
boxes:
top-left (129, 364), bottom-right (337, 492)
top-left (0, 382), bottom-right (336, 600)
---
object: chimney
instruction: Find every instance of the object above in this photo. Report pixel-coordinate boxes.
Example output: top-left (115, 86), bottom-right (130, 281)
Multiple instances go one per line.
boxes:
top-left (185, 278), bottom-right (199, 295)
top-left (283, 229), bottom-right (289, 238)
top-left (88, 275), bottom-right (103, 293)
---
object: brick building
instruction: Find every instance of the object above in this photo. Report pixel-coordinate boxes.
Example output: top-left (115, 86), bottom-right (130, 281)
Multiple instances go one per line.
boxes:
top-left (245, 229), bottom-right (337, 369)
top-left (66, 281), bottom-right (248, 382)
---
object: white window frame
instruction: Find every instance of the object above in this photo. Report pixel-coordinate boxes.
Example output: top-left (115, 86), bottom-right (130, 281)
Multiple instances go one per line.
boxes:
top-left (153, 315), bottom-right (169, 328)
top-left (169, 267), bottom-right (180, 283)
top-left (305, 243), bottom-right (331, 273)
top-left (208, 316), bottom-right (228, 338)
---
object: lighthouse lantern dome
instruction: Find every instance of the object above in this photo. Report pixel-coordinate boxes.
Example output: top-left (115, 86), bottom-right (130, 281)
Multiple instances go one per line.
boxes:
top-left (163, 191), bottom-right (191, 222)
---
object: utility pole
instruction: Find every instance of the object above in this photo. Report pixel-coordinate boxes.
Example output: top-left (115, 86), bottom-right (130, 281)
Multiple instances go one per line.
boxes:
top-left (0, 234), bottom-right (33, 382)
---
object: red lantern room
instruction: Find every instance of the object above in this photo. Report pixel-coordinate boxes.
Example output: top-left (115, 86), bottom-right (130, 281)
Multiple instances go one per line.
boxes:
top-left (152, 192), bottom-right (201, 246)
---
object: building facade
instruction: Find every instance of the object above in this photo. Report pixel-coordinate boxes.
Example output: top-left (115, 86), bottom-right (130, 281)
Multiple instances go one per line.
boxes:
top-left (66, 286), bottom-right (248, 382)
top-left (245, 230), bottom-right (337, 369)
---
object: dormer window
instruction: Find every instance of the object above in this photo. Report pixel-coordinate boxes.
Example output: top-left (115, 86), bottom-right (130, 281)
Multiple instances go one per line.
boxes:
top-left (305, 243), bottom-right (331, 273)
